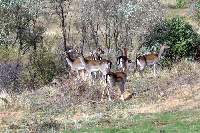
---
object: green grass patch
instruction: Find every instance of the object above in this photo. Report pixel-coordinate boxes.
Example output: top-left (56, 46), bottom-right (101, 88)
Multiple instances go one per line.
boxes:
top-left (61, 110), bottom-right (200, 133)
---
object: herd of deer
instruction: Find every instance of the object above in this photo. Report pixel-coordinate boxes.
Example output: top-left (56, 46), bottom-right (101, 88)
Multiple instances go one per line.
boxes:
top-left (63, 44), bottom-right (170, 101)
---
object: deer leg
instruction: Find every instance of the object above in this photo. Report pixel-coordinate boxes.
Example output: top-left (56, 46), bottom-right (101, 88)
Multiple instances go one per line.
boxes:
top-left (153, 63), bottom-right (156, 76)
top-left (85, 69), bottom-right (92, 86)
top-left (101, 82), bottom-right (107, 101)
top-left (101, 87), bottom-right (105, 101)
top-left (88, 72), bottom-right (93, 86)
top-left (119, 84), bottom-right (125, 101)
top-left (79, 69), bottom-right (85, 81)
top-left (138, 69), bottom-right (144, 78)
top-left (100, 75), bottom-right (106, 86)
top-left (107, 87), bottom-right (111, 101)
top-left (75, 70), bottom-right (81, 80)
top-left (139, 64), bottom-right (146, 77)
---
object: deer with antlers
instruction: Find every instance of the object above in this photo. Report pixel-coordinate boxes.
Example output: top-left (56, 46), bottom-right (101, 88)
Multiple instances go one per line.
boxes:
top-left (136, 44), bottom-right (170, 77)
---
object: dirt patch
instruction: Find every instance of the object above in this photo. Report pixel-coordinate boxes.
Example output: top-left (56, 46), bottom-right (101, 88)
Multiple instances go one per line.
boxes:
top-left (0, 110), bottom-right (23, 123)
top-left (130, 84), bottom-right (200, 113)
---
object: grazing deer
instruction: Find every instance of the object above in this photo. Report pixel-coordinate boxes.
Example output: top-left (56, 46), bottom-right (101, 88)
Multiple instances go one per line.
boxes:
top-left (136, 44), bottom-right (170, 76)
top-left (78, 51), bottom-right (112, 85)
top-left (101, 71), bottom-right (127, 101)
top-left (64, 50), bottom-right (85, 80)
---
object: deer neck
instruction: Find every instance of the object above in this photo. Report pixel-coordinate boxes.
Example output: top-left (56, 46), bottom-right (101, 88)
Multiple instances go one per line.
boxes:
top-left (123, 48), bottom-right (127, 57)
top-left (65, 54), bottom-right (73, 68)
top-left (79, 54), bottom-right (86, 67)
top-left (157, 46), bottom-right (165, 60)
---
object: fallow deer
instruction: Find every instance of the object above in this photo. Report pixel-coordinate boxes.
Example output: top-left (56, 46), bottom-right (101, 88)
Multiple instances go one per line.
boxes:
top-left (136, 44), bottom-right (170, 76)
top-left (77, 51), bottom-right (112, 85)
top-left (101, 71), bottom-right (127, 101)
top-left (84, 47), bottom-right (105, 79)
top-left (101, 59), bottom-right (136, 101)
top-left (64, 50), bottom-right (85, 80)
top-left (117, 47), bottom-right (131, 72)
top-left (64, 47), bottom-right (104, 80)
top-left (118, 58), bottom-right (137, 78)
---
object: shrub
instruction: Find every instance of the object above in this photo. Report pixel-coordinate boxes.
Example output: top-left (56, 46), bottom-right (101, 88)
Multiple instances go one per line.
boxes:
top-left (20, 47), bottom-right (56, 90)
top-left (0, 61), bottom-right (22, 92)
top-left (0, 47), bottom-right (23, 92)
top-left (143, 16), bottom-right (199, 63)
top-left (176, 0), bottom-right (186, 8)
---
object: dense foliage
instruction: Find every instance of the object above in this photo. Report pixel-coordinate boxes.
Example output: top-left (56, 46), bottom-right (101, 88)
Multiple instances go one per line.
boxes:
top-left (176, 0), bottom-right (186, 8)
top-left (143, 16), bottom-right (199, 62)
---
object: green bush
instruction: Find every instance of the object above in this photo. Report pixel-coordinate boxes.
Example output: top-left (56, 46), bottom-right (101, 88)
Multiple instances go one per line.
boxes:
top-left (20, 47), bottom-right (56, 90)
top-left (143, 16), bottom-right (199, 63)
top-left (176, 0), bottom-right (186, 8)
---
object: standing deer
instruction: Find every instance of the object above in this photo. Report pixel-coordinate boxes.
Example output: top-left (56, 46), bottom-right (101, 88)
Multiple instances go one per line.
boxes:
top-left (117, 47), bottom-right (131, 72)
top-left (136, 44), bottom-right (170, 76)
top-left (84, 47), bottom-right (105, 79)
top-left (64, 50), bottom-right (85, 80)
top-left (78, 51), bottom-right (112, 85)
top-left (64, 48), bottom-right (105, 81)
top-left (116, 47), bottom-right (137, 77)
top-left (101, 57), bottom-right (135, 101)
top-left (101, 71), bottom-right (127, 101)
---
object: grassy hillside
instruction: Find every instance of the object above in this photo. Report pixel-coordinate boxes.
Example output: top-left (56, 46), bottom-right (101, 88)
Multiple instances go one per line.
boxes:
top-left (0, 59), bottom-right (200, 132)
top-left (0, 1), bottom-right (200, 133)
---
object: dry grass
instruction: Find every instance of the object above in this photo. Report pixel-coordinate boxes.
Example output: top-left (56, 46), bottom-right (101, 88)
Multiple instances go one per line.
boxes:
top-left (0, 60), bottom-right (200, 132)
top-left (165, 3), bottom-right (200, 34)
top-left (0, 1), bottom-right (200, 132)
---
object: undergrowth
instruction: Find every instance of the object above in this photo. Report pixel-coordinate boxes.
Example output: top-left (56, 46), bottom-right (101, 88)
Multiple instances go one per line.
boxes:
top-left (0, 60), bottom-right (200, 132)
